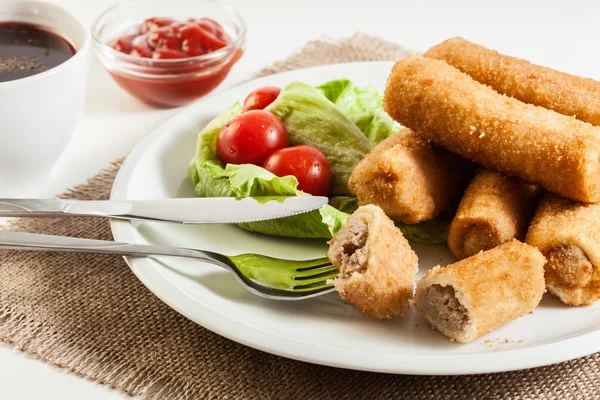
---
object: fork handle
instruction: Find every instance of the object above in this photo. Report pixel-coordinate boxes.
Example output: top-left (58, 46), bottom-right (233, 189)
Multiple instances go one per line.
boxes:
top-left (0, 230), bottom-right (222, 264)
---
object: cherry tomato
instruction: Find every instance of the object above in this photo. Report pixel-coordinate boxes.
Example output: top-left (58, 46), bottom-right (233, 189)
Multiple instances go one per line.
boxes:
top-left (263, 145), bottom-right (332, 196)
top-left (217, 110), bottom-right (288, 166)
top-left (243, 87), bottom-right (281, 111)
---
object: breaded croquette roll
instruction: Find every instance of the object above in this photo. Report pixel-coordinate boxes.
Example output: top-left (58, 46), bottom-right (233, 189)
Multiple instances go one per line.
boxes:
top-left (425, 37), bottom-right (600, 126)
top-left (526, 194), bottom-right (600, 306)
top-left (383, 56), bottom-right (600, 203)
top-left (348, 128), bottom-right (473, 224)
top-left (448, 169), bottom-right (538, 260)
top-left (327, 204), bottom-right (418, 318)
top-left (415, 240), bottom-right (546, 343)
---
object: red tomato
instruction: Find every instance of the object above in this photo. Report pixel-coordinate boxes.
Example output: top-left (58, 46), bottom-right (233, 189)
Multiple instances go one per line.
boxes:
top-left (217, 110), bottom-right (288, 166)
top-left (243, 87), bottom-right (281, 111)
top-left (263, 145), bottom-right (332, 196)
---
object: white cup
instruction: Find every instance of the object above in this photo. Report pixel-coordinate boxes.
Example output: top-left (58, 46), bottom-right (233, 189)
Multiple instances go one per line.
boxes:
top-left (0, 1), bottom-right (91, 196)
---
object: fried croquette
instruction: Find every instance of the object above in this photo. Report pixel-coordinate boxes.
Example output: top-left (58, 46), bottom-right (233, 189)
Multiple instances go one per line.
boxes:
top-left (348, 128), bottom-right (473, 224)
top-left (327, 205), bottom-right (418, 318)
top-left (415, 240), bottom-right (546, 343)
top-left (383, 56), bottom-right (600, 203)
top-left (526, 194), bottom-right (600, 306)
top-left (448, 169), bottom-right (538, 260)
top-left (425, 37), bottom-right (600, 126)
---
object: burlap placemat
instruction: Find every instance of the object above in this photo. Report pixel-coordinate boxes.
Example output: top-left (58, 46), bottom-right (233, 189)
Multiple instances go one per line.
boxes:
top-left (1, 34), bottom-right (599, 400)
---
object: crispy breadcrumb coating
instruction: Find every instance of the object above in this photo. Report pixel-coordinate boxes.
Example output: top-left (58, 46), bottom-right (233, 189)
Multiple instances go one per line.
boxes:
top-left (415, 240), bottom-right (546, 343)
top-left (526, 194), bottom-right (600, 306)
top-left (448, 169), bottom-right (538, 260)
top-left (327, 205), bottom-right (418, 318)
top-left (425, 37), bottom-right (600, 126)
top-left (348, 128), bottom-right (472, 224)
top-left (383, 56), bottom-right (600, 203)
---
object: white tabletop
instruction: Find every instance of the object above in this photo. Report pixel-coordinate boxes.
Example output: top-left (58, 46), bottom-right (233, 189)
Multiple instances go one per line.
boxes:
top-left (2, 0), bottom-right (599, 398)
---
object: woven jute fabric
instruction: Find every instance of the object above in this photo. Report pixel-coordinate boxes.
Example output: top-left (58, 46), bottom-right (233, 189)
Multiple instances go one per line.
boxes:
top-left (1, 33), bottom-right (599, 400)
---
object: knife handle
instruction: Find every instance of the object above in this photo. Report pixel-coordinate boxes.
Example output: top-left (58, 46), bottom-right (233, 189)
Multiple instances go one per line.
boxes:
top-left (0, 199), bottom-right (132, 218)
top-left (0, 199), bottom-right (70, 217)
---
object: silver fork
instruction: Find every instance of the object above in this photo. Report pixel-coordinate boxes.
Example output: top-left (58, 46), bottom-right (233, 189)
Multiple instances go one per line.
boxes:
top-left (0, 230), bottom-right (337, 300)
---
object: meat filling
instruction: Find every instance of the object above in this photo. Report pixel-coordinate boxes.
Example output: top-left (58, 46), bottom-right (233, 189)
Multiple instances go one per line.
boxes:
top-left (462, 224), bottom-right (498, 258)
top-left (545, 245), bottom-right (594, 289)
top-left (338, 219), bottom-right (369, 279)
top-left (421, 284), bottom-right (470, 334)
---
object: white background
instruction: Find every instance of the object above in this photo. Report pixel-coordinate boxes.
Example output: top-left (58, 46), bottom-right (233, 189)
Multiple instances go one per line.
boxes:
top-left (2, 0), bottom-right (600, 398)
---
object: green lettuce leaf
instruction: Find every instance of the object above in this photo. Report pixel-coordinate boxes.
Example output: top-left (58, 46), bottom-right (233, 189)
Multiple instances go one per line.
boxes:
top-left (328, 196), bottom-right (359, 214)
top-left (188, 103), bottom-right (244, 198)
top-left (237, 206), bottom-right (348, 239)
top-left (316, 79), bottom-right (353, 103)
top-left (395, 206), bottom-right (457, 245)
top-left (317, 79), bottom-right (400, 145)
top-left (188, 81), bottom-right (452, 243)
top-left (188, 102), bottom-right (349, 239)
top-left (188, 103), bottom-right (299, 199)
top-left (265, 82), bottom-right (371, 196)
top-left (396, 219), bottom-right (448, 245)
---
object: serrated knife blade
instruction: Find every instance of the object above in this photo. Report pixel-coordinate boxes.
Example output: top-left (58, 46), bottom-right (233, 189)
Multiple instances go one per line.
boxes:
top-left (0, 196), bottom-right (329, 224)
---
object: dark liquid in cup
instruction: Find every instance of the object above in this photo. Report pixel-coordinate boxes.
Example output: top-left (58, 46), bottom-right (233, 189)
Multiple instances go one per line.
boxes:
top-left (0, 22), bottom-right (76, 83)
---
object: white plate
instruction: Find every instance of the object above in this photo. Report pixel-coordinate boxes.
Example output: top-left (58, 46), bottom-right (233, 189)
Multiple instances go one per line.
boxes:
top-left (110, 61), bottom-right (600, 375)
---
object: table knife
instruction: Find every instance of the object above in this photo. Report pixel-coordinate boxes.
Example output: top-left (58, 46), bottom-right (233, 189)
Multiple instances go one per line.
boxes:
top-left (0, 197), bottom-right (329, 224)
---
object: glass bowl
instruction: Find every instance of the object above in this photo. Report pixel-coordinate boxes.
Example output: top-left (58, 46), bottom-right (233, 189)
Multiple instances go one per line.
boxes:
top-left (92, 0), bottom-right (246, 108)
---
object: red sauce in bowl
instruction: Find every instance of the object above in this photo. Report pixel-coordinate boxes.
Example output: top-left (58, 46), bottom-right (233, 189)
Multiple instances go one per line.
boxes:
top-left (106, 17), bottom-right (241, 108)
top-left (110, 17), bottom-right (230, 59)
